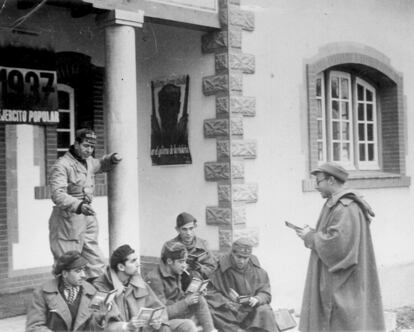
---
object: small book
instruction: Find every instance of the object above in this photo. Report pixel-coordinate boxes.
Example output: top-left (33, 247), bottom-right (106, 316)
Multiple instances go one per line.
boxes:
top-left (187, 250), bottom-right (208, 262)
top-left (284, 221), bottom-right (303, 231)
top-left (228, 288), bottom-right (251, 304)
top-left (136, 306), bottom-right (164, 325)
top-left (185, 278), bottom-right (209, 293)
top-left (274, 309), bottom-right (297, 331)
top-left (89, 289), bottom-right (117, 310)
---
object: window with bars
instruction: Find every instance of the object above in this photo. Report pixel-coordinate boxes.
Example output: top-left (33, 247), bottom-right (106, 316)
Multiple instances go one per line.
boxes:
top-left (57, 84), bottom-right (75, 158)
top-left (316, 70), bottom-right (379, 170)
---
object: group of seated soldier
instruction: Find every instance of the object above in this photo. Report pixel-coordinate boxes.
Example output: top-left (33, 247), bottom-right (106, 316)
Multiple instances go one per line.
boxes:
top-left (26, 212), bottom-right (279, 332)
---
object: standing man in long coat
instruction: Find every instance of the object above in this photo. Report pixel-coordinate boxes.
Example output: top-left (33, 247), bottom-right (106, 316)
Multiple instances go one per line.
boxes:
top-left (206, 237), bottom-right (279, 332)
top-left (296, 162), bottom-right (385, 332)
top-left (49, 128), bottom-right (121, 280)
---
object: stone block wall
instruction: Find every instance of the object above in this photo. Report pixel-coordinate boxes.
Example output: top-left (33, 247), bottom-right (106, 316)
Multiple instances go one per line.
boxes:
top-left (201, 0), bottom-right (258, 251)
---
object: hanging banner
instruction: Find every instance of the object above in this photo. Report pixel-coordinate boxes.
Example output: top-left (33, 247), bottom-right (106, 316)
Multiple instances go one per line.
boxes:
top-left (151, 74), bottom-right (192, 165)
top-left (0, 65), bottom-right (59, 124)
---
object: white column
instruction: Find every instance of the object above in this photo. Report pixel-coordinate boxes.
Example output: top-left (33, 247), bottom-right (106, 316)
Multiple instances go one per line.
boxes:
top-left (98, 10), bottom-right (144, 254)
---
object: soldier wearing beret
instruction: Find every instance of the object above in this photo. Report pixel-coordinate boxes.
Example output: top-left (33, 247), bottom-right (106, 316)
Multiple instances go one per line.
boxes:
top-left (26, 251), bottom-right (106, 331)
top-left (296, 162), bottom-right (385, 332)
top-left (164, 212), bottom-right (217, 290)
top-left (146, 241), bottom-right (217, 332)
top-left (206, 237), bottom-right (279, 332)
top-left (93, 244), bottom-right (170, 332)
top-left (48, 128), bottom-right (122, 280)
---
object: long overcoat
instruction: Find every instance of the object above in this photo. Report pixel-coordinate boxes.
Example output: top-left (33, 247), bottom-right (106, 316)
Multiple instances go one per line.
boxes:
top-left (299, 189), bottom-right (385, 332)
top-left (26, 279), bottom-right (100, 332)
top-left (48, 150), bottom-right (115, 278)
top-left (206, 254), bottom-right (279, 332)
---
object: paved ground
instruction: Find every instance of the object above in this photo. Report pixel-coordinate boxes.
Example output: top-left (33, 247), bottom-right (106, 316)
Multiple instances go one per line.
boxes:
top-left (0, 314), bottom-right (25, 332)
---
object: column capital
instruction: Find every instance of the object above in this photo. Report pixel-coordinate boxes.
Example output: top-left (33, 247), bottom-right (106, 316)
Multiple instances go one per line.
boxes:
top-left (97, 9), bottom-right (144, 28)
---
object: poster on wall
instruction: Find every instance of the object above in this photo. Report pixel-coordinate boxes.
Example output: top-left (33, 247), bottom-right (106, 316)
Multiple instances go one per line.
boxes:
top-left (150, 74), bottom-right (192, 166)
top-left (0, 65), bottom-right (59, 125)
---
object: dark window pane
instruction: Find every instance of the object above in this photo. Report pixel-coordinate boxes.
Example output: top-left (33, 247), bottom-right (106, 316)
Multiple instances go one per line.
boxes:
top-left (368, 144), bottom-right (374, 160)
top-left (58, 112), bottom-right (70, 129)
top-left (316, 78), bottom-right (321, 97)
top-left (342, 122), bottom-right (350, 140)
top-left (332, 101), bottom-right (339, 119)
top-left (366, 89), bottom-right (373, 102)
top-left (57, 132), bottom-right (71, 149)
top-left (332, 121), bottom-right (340, 140)
top-left (57, 150), bottom-right (66, 158)
top-left (58, 91), bottom-right (70, 110)
top-left (357, 84), bottom-right (364, 101)
top-left (358, 123), bottom-right (365, 140)
top-left (342, 143), bottom-right (350, 161)
top-left (359, 144), bottom-right (366, 161)
top-left (331, 77), bottom-right (339, 98)
top-left (367, 124), bottom-right (374, 141)
top-left (318, 142), bottom-right (324, 161)
top-left (367, 104), bottom-right (373, 121)
top-left (341, 102), bottom-right (349, 119)
top-left (317, 99), bottom-right (322, 117)
top-left (333, 143), bottom-right (340, 161)
top-left (341, 78), bottom-right (349, 99)
top-left (358, 103), bottom-right (364, 120)
top-left (317, 120), bottom-right (323, 139)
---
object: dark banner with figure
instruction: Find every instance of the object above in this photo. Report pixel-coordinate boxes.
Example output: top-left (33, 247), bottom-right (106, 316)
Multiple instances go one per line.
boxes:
top-left (150, 75), bottom-right (192, 165)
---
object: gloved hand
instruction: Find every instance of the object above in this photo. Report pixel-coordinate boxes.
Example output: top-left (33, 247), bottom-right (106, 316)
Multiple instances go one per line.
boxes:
top-left (110, 153), bottom-right (122, 164)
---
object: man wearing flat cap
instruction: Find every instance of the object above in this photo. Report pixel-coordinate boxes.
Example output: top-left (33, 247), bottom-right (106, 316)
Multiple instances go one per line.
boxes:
top-left (296, 162), bottom-right (385, 332)
top-left (26, 251), bottom-right (106, 331)
top-left (164, 212), bottom-right (217, 290)
top-left (48, 128), bottom-right (122, 280)
top-left (206, 237), bottom-right (279, 332)
top-left (146, 241), bottom-right (217, 332)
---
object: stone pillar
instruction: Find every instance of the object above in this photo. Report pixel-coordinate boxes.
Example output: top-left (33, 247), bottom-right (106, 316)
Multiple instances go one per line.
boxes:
top-left (201, 0), bottom-right (257, 250)
top-left (98, 10), bottom-right (144, 253)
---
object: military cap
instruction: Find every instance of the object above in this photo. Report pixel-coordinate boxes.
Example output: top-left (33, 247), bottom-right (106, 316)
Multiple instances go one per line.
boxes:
top-left (54, 251), bottom-right (87, 276)
top-left (162, 240), bottom-right (188, 261)
top-left (75, 128), bottom-right (97, 144)
top-left (176, 212), bottom-right (197, 228)
top-left (110, 244), bottom-right (135, 271)
top-left (232, 237), bottom-right (254, 256)
top-left (311, 162), bottom-right (349, 182)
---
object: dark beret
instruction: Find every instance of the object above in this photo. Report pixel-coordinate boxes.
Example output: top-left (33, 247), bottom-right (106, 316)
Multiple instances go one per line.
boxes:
top-left (54, 251), bottom-right (87, 276)
top-left (176, 212), bottom-right (197, 228)
top-left (311, 162), bottom-right (349, 182)
top-left (110, 244), bottom-right (135, 270)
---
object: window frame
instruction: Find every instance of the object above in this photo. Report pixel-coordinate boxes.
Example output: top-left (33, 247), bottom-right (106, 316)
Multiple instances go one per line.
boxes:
top-left (56, 84), bottom-right (75, 158)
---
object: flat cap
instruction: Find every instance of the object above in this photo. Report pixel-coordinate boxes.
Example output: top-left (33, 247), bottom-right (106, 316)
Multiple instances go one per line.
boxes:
top-left (54, 251), bottom-right (87, 276)
top-left (75, 128), bottom-right (97, 144)
top-left (311, 162), bottom-right (349, 182)
top-left (176, 212), bottom-right (197, 228)
top-left (232, 237), bottom-right (254, 256)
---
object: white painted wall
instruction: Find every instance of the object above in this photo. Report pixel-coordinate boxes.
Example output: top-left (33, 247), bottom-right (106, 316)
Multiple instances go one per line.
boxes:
top-left (135, 23), bottom-right (219, 256)
top-left (241, 0), bottom-right (414, 309)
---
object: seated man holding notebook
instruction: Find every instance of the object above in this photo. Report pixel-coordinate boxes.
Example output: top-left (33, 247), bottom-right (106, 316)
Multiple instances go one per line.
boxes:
top-left (165, 212), bottom-right (217, 290)
top-left (93, 244), bottom-right (169, 332)
top-left (206, 237), bottom-right (279, 332)
top-left (146, 241), bottom-right (217, 332)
